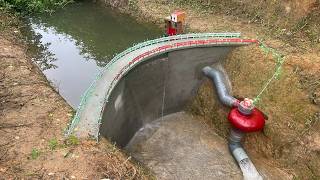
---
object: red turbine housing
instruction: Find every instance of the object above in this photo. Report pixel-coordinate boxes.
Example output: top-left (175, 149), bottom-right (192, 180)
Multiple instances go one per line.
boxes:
top-left (228, 107), bottom-right (265, 133)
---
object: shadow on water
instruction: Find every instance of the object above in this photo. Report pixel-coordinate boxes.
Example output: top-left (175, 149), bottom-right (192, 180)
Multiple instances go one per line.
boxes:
top-left (24, 0), bottom-right (162, 108)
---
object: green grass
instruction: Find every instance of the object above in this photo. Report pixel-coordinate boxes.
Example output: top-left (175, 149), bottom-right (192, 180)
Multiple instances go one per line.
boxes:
top-left (48, 138), bottom-right (59, 150)
top-left (31, 148), bottom-right (40, 160)
top-left (65, 135), bottom-right (79, 146)
top-left (48, 136), bottom-right (80, 150)
top-left (0, 0), bottom-right (73, 14)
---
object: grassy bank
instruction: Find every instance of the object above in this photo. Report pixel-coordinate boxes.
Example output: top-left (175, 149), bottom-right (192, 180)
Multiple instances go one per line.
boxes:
top-left (173, 0), bottom-right (320, 48)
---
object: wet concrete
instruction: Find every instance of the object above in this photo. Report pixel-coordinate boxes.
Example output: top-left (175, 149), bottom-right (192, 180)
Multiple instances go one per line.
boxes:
top-left (126, 112), bottom-right (242, 179)
top-left (125, 112), bottom-right (290, 180)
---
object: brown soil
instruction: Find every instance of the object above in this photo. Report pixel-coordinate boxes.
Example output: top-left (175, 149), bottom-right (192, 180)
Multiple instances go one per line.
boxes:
top-left (102, 0), bottom-right (320, 178)
top-left (0, 11), bottom-right (152, 179)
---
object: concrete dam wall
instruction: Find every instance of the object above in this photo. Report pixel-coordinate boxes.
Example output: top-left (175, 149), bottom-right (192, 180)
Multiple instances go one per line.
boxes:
top-left (66, 33), bottom-right (257, 146)
top-left (100, 47), bottom-right (233, 146)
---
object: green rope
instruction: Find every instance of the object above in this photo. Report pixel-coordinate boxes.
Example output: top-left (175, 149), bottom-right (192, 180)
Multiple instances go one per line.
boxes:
top-left (253, 42), bottom-right (285, 105)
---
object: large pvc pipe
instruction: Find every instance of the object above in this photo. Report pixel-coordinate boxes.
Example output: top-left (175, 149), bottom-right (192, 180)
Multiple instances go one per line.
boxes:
top-left (203, 66), bottom-right (262, 180)
top-left (229, 129), bottom-right (262, 180)
top-left (202, 66), bottom-right (239, 107)
top-left (228, 129), bottom-right (249, 162)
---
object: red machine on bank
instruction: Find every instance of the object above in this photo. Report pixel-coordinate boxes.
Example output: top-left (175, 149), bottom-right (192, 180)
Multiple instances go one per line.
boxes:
top-left (165, 11), bottom-right (186, 36)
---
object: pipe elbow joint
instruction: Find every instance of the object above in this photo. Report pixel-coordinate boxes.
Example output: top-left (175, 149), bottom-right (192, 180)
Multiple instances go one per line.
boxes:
top-left (202, 66), bottom-right (213, 76)
top-left (202, 66), bottom-right (237, 107)
top-left (221, 94), bottom-right (237, 107)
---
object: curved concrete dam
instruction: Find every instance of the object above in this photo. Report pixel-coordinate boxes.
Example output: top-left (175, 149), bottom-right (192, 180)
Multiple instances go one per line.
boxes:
top-left (66, 33), bottom-right (292, 179)
top-left (66, 33), bottom-right (257, 146)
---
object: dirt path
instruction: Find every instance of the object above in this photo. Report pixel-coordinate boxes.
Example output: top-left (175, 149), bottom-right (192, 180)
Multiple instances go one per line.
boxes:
top-left (0, 14), bottom-right (151, 178)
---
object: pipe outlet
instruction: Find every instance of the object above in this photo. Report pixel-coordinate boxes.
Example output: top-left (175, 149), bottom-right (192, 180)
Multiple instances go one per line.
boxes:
top-left (229, 129), bottom-right (263, 180)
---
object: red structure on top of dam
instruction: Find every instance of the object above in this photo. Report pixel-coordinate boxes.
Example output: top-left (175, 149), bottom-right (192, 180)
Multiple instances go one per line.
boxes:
top-left (165, 11), bottom-right (186, 36)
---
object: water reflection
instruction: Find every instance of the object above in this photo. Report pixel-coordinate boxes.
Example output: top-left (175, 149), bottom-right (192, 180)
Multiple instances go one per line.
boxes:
top-left (26, 1), bottom-right (162, 108)
top-left (26, 29), bottom-right (57, 71)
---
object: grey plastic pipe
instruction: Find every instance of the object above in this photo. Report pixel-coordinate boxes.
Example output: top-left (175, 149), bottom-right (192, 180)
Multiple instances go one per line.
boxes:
top-left (202, 66), bottom-right (238, 107)
top-left (229, 129), bottom-right (262, 180)
top-left (229, 129), bottom-right (249, 162)
top-left (202, 66), bottom-right (262, 179)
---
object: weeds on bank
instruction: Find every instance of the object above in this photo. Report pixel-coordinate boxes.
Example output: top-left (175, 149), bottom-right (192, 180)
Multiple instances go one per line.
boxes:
top-left (65, 135), bottom-right (79, 146)
top-left (48, 135), bottom-right (79, 150)
top-left (29, 136), bottom-right (80, 160)
top-left (31, 148), bottom-right (40, 160)
top-left (0, 0), bottom-right (73, 14)
top-left (48, 138), bottom-right (59, 150)
top-left (128, 0), bottom-right (139, 12)
top-left (173, 0), bottom-right (320, 48)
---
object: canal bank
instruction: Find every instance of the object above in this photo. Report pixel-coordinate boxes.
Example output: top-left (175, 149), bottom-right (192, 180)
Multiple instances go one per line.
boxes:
top-left (100, 0), bottom-right (320, 178)
top-left (0, 11), bottom-right (152, 179)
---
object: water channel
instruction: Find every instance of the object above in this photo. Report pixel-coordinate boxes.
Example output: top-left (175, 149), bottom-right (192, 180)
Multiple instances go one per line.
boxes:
top-left (27, 0), bottom-right (162, 108)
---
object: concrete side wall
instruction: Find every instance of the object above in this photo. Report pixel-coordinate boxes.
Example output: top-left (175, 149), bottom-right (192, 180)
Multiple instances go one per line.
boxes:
top-left (100, 46), bottom-right (234, 147)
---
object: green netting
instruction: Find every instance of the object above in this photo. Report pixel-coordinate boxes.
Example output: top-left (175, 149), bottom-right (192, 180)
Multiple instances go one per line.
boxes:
top-left (253, 42), bottom-right (285, 105)
top-left (65, 33), bottom-right (242, 137)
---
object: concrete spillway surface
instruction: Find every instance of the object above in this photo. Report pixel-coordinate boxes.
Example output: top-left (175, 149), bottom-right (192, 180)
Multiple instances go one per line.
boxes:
top-left (126, 112), bottom-right (242, 179)
top-left (126, 112), bottom-right (289, 179)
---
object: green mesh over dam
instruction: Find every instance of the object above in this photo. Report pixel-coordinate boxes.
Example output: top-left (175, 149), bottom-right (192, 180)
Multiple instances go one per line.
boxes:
top-left (66, 33), bottom-right (257, 146)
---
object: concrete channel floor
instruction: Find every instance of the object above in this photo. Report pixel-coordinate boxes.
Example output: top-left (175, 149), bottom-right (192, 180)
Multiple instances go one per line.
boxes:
top-left (125, 112), bottom-right (290, 180)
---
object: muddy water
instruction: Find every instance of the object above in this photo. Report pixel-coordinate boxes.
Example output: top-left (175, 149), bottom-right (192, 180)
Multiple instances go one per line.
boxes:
top-left (27, 1), bottom-right (162, 108)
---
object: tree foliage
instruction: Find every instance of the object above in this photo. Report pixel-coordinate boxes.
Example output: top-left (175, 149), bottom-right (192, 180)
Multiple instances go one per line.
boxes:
top-left (0, 0), bottom-right (73, 13)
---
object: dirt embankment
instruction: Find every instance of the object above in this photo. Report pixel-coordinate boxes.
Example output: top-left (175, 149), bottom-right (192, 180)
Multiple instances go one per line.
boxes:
top-left (172, 0), bottom-right (320, 48)
top-left (0, 11), bottom-right (151, 179)
top-left (101, 0), bottom-right (320, 178)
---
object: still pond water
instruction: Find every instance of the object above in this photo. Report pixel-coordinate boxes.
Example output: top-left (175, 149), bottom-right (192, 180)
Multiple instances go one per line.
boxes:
top-left (28, 1), bottom-right (162, 108)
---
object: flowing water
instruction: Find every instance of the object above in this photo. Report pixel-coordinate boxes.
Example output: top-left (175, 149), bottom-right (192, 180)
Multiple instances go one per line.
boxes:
top-left (26, 0), bottom-right (162, 108)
